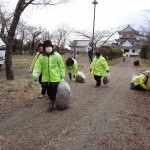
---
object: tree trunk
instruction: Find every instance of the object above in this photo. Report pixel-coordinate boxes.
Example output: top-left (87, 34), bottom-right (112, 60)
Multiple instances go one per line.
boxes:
top-left (5, 37), bottom-right (14, 79)
top-left (5, 0), bottom-right (25, 80)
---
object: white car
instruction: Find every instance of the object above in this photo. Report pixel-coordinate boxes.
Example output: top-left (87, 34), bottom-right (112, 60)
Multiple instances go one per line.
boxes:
top-left (0, 38), bottom-right (6, 68)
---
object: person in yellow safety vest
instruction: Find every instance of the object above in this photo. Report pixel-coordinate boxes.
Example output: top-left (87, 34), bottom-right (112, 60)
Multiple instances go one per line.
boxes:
top-left (33, 40), bottom-right (65, 111)
top-left (123, 52), bottom-right (127, 62)
top-left (90, 50), bottom-right (109, 88)
top-left (130, 71), bottom-right (150, 91)
top-left (66, 58), bottom-right (78, 80)
top-left (29, 43), bottom-right (47, 99)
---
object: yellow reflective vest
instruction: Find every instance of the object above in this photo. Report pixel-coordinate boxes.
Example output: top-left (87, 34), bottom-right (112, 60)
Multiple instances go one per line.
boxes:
top-left (33, 52), bottom-right (65, 82)
top-left (90, 55), bottom-right (109, 76)
top-left (132, 74), bottom-right (149, 90)
top-left (66, 58), bottom-right (78, 75)
top-left (30, 52), bottom-right (40, 70)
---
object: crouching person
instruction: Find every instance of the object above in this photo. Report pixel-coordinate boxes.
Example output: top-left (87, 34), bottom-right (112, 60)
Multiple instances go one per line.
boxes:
top-left (66, 58), bottom-right (78, 81)
top-left (33, 40), bottom-right (65, 111)
top-left (130, 71), bottom-right (150, 91)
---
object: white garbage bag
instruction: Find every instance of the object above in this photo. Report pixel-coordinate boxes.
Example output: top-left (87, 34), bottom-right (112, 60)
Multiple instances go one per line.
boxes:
top-left (76, 71), bottom-right (85, 83)
top-left (55, 79), bottom-right (71, 109)
top-left (131, 74), bottom-right (138, 82)
top-left (103, 73), bottom-right (110, 85)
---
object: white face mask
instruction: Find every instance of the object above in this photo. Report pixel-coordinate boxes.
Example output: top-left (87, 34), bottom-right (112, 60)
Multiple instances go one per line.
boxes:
top-left (45, 47), bottom-right (53, 53)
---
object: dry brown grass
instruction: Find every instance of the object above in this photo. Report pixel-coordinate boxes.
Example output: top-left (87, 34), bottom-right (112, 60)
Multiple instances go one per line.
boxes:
top-left (139, 58), bottom-right (150, 70)
top-left (0, 75), bottom-right (40, 116)
top-left (12, 55), bottom-right (34, 69)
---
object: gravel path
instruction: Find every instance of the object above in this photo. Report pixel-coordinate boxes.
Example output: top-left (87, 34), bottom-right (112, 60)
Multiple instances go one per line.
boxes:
top-left (0, 57), bottom-right (150, 150)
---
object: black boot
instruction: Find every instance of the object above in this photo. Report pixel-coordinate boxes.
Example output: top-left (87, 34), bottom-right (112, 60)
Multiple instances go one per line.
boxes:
top-left (49, 101), bottom-right (54, 112)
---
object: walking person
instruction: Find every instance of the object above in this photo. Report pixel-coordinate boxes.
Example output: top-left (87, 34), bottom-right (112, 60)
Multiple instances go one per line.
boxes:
top-left (33, 40), bottom-right (65, 111)
top-left (29, 43), bottom-right (47, 98)
top-left (88, 48), bottom-right (93, 63)
top-left (130, 71), bottom-right (150, 91)
top-left (90, 50), bottom-right (109, 88)
top-left (65, 58), bottom-right (78, 80)
top-left (123, 52), bottom-right (127, 62)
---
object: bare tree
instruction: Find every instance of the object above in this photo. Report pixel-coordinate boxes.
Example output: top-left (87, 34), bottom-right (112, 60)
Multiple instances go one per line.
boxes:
top-left (41, 30), bottom-right (53, 42)
top-left (75, 30), bottom-right (111, 48)
top-left (52, 24), bottom-right (71, 52)
top-left (27, 25), bottom-right (45, 55)
top-left (138, 14), bottom-right (150, 59)
top-left (75, 26), bottom-right (125, 48)
top-left (3, 0), bottom-right (69, 80)
top-left (0, 9), bottom-right (13, 42)
top-left (15, 20), bottom-right (29, 54)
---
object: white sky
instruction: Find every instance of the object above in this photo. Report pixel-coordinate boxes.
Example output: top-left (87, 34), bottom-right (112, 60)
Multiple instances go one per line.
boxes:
top-left (3, 0), bottom-right (150, 38)
top-left (25, 0), bottom-right (150, 30)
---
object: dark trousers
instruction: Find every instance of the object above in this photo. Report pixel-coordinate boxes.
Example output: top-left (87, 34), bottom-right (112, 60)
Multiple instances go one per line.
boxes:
top-left (123, 58), bottom-right (126, 62)
top-left (94, 75), bottom-right (102, 86)
top-left (43, 82), bottom-right (59, 102)
top-left (39, 74), bottom-right (47, 95)
top-left (68, 73), bottom-right (75, 80)
top-left (130, 82), bottom-right (144, 91)
top-left (89, 55), bottom-right (92, 62)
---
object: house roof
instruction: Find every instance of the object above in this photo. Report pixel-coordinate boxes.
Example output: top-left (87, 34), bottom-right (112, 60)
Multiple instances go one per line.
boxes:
top-left (118, 25), bottom-right (139, 35)
top-left (69, 40), bottom-right (90, 47)
top-left (115, 39), bottom-right (140, 42)
top-left (121, 40), bottom-right (132, 47)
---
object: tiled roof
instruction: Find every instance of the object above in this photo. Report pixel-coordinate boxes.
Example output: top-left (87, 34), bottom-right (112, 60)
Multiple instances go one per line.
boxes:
top-left (69, 40), bottom-right (90, 47)
top-left (118, 25), bottom-right (139, 35)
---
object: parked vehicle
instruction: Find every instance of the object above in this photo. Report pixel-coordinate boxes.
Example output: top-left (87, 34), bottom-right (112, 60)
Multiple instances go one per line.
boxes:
top-left (0, 38), bottom-right (6, 68)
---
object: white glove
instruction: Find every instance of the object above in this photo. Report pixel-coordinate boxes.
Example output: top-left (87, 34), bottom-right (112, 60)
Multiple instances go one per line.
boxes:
top-left (29, 68), bottom-right (32, 73)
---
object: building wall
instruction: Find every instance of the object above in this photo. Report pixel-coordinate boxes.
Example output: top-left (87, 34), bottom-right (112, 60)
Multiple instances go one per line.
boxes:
top-left (121, 48), bottom-right (140, 56)
top-left (70, 47), bottom-right (87, 53)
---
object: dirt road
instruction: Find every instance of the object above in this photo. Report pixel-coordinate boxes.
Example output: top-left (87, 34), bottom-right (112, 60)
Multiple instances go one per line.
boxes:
top-left (0, 57), bottom-right (150, 150)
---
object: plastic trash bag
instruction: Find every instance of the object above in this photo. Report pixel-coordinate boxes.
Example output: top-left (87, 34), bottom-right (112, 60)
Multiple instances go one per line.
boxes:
top-left (75, 71), bottom-right (85, 83)
top-left (103, 73), bottom-right (110, 85)
top-left (131, 74), bottom-right (138, 82)
top-left (55, 79), bottom-right (71, 109)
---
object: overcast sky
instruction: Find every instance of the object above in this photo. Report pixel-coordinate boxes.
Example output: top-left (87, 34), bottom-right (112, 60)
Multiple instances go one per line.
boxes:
top-left (3, 0), bottom-right (150, 39)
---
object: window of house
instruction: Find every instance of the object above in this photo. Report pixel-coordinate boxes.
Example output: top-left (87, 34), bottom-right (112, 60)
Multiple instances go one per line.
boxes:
top-left (124, 49), bottom-right (129, 53)
top-left (132, 50), bottom-right (135, 53)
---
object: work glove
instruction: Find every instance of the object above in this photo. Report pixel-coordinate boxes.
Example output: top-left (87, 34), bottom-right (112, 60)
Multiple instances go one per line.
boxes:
top-left (29, 68), bottom-right (32, 73)
top-left (33, 76), bottom-right (37, 81)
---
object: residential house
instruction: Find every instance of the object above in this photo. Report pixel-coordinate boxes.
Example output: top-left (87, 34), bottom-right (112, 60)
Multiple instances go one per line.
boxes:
top-left (112, 25), bottom-right (141, 56)
top-left (69, 40), bottom-right (91, 53)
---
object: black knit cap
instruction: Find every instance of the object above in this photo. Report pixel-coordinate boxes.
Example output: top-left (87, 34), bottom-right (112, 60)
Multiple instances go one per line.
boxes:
top-left (38, 43), bottom-right (43, 48)
top-left (43, 40), bottom-right (53, 47)
top-left (95, 50), bottom-right (101, 57)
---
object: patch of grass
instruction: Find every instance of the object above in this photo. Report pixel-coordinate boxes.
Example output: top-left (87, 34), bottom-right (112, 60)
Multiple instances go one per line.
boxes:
top-left (12, 55), bottom-right (35, 69)
top-left (108, 57), bottom-right (123, 66)
top-left (139, 58), bottom-right (150, 69)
